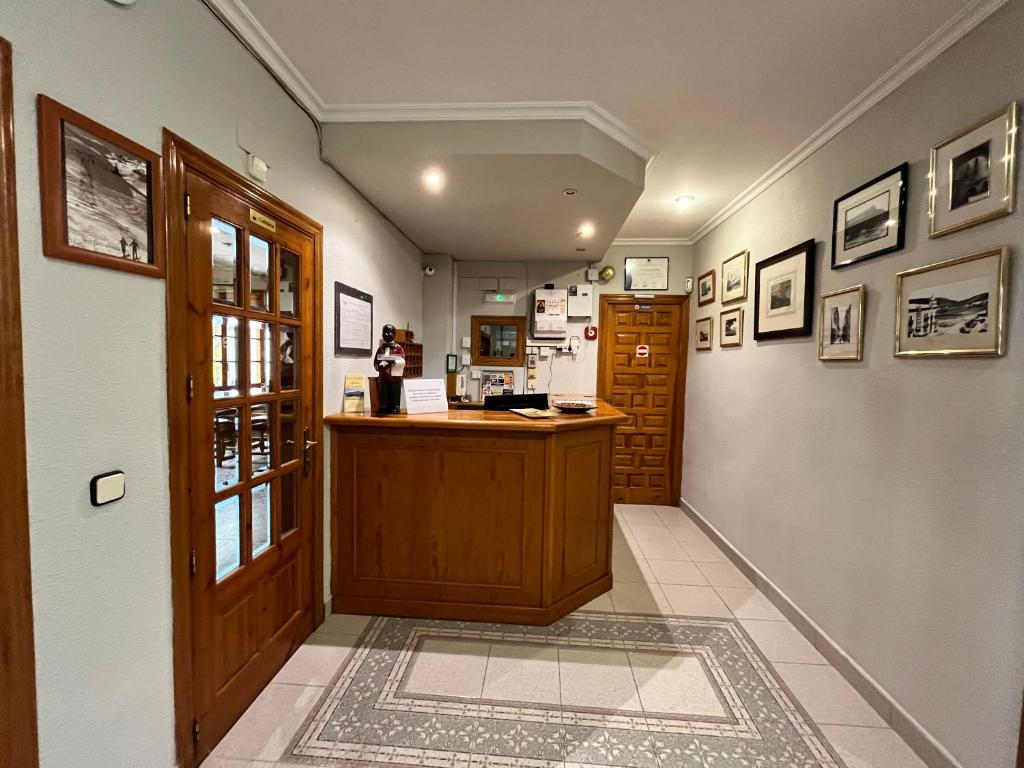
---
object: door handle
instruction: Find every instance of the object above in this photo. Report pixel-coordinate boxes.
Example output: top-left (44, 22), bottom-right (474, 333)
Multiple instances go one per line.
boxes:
top-left (302, 427), bottom-right (317, 475)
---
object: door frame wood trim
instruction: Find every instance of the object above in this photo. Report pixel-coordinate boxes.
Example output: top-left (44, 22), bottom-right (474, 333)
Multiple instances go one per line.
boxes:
top-left (0, 36), bottom-right (40, 768)
top-left (596, 294), bottom-right (690, 504)
top-left (163, 130), bottom-right (325, 768)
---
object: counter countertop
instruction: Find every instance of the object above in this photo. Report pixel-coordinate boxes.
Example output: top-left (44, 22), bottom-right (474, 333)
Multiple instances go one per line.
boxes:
top-left (325, 399), bottom-right (627, 432)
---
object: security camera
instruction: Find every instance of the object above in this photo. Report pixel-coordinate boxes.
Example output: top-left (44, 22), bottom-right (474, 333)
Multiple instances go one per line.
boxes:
top-left (423, 265), bottom-right (436, 277)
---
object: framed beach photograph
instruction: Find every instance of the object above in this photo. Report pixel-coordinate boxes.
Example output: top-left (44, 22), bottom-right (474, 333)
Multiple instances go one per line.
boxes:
top-left (819, 285), bottom-right (865, 361)
top-left (929, 103), bottom-right (1017, 237)
top-left (37, 96), bottom-right (164, 277)
top-left (895, 246), bottom-right (1008, 357)
top-left (754, 239), bottom-right (816, 341)
top-left (695, 317), bottom-right (713, 350)
top-left (697, 268), bottom-right (716, 306)
top-left (719, 308), bottom-right (743, 348)
top-left (832, 163), bottom-right (907, 269)
top-left (721, 249), bottom-right (749, 304)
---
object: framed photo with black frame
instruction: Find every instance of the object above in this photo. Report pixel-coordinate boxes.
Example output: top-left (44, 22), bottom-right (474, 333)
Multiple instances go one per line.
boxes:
top-left (831, 163), bottom-right (907, 269)
top-left (754, 239), bottom-right (816, 341)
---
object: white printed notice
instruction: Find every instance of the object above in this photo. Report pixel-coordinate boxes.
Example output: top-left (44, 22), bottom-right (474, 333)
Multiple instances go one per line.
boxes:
top-left (402, 378), bottom-right (450, 414)
top-left (337, 292), bottom-right (372, 353)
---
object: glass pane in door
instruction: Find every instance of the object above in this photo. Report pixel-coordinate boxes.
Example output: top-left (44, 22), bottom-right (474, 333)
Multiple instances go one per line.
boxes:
top-left (249, 235), bottom-right (271, 312)
top-left (211, 218), bottom-right (240, 305)
top-left (249, 320), bottom-right (274, 395)
top-left (251, 483), bottom-right (271, 557)
top-left (280, 326), bottom-right (298, 390)
top-left (212, 315), bottom-right (241, 399)
top-left (214, 408), bottom-right (240, 489)
top-left (215, 495), bottom-right (242, 579)
top-left (279, 249), bottom-right (299, 317)
top-left (280, 399), bottom-right (298, 463)
top-left (250, 403), bottom-right (272, 476)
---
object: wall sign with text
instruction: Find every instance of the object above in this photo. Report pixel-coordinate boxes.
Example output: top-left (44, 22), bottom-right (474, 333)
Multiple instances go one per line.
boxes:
top-left (624, 256), bottom-right (669, 291)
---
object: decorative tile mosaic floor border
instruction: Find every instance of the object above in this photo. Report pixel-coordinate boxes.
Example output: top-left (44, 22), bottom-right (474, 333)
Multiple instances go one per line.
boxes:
top-left (284, 612), bottom-right (847, 768)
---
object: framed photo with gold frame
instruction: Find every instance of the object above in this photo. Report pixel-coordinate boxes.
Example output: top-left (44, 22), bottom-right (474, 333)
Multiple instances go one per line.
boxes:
top-left (695, 317), bottom-right (713, 350)
top-left (819, 285), bottom-right (865, 361)
top-left (696, 268), bottom-right (715, 306)
top-left (37, 95), bottom-right (164, 277)
top-left (928, 103), bottom-right (1017, 238)
top-left (721, 249), bottom-right (749, 304)
top-left (719, 308), bottom-right (743, 348)
top-left (894, 246), bottom-right (1009, 357)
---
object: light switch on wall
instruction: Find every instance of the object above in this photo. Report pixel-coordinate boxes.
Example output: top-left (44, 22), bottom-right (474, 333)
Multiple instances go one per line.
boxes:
top-left (90, 470), bottom-right (125, 507)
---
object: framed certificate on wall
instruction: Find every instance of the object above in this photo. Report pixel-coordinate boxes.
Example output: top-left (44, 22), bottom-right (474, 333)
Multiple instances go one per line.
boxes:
top-left (624, 257), bottom-right (669, 291)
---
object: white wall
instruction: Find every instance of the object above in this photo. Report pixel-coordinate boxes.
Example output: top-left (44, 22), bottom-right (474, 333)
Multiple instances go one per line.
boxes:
top-left (682, 4), bottom-right (1023, 767)
top-left (3, 0), bottom-right (422, 766)
top-left (422, 243), bottom-right (693, 399)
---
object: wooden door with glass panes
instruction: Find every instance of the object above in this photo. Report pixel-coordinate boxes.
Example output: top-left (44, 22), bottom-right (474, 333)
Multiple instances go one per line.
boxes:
top-left (185, 172), bottom-right (316, 759)
top-left (597, 295), bottom-right (688, 505)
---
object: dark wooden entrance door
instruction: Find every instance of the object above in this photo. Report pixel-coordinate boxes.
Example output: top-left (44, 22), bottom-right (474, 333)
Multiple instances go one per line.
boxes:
top-left (597, 295), bottom-right (689, 505)
top-left (185, 173), bottom-right (318, 760)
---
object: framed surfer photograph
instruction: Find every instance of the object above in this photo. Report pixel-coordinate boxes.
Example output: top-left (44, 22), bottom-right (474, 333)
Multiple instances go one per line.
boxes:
top-left (719, 307), bottom-right (743, 348)
top-left (697, 268), bottom-right (716, 306)
top-left (928, 103), bottom-right (1017, 238)
top-left (819, 285), bottom-right (865, 361)
top-left (721, 249), bottom-right (749, 304)
top-left (831, 163), bottom-right (907, 269)
top-left (754, 239), bottom-right (816, 341)
top-left (37, 96), bottom-right (164, 278)
top-left (894, 246), bottom-right (1008, 357)
top-left (695, 317), bottom-right (713, 350)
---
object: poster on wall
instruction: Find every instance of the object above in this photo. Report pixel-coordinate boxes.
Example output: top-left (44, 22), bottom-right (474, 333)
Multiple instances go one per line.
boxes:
top-left (334, 282), bottom-right (373, 356)
top-left (481, 371), bottom-right (515, 397)
top-left (533, 288), bottom-right (568, 338)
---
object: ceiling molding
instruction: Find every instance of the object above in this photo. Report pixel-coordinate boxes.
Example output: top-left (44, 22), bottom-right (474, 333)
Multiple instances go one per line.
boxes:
top-left (688, 0), bottom-right (1010, 245)
top-left (611, 237), bottom-right (694, 247)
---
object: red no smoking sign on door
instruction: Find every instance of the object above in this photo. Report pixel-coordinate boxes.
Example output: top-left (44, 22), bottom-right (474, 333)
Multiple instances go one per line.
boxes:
top-left (635, 344), bottom-right (649, 358)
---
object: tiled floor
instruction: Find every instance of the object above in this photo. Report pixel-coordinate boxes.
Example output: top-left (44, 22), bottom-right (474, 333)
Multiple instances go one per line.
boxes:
top-left (203, 505), bottom-right (927, 768)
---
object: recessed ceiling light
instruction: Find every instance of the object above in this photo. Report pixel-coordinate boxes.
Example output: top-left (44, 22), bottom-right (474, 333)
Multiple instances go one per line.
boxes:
top-left (674, 194), bottom-right (697, 208)
top-left (563, 188), bottom-right (578, 196)
top-left (422, 167), bottom-right (446, 194)
top-left (575, 247), bottom-right (587, 252)
top-left (576, 221), bottom-right (596, 239)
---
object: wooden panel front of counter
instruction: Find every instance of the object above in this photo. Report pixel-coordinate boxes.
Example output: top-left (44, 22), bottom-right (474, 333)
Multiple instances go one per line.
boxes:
top-left (328, 403), bottom-right (626, 625)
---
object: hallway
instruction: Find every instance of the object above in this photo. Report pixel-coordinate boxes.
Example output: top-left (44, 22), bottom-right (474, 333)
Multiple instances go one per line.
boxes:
top-left (202, 506), bottom-right (925, 768)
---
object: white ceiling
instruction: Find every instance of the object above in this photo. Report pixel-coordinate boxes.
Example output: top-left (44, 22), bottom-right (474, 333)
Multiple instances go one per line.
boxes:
top-left (226, 0), bottom-right (997, 249)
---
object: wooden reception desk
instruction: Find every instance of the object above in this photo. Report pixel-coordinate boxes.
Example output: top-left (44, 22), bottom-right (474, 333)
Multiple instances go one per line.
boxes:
top-left (326, 401), bottom-right (628, 625)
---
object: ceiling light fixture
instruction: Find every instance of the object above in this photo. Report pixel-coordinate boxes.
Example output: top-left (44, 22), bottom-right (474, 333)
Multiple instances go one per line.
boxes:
top-left (563, 188), bottom-right (578, 196)
top-left (576, 221), bottom-right (596, 239)
top-left (674, 194), bottom-right (697, 208)
top-left (422, 167), bottom-right (446, 194)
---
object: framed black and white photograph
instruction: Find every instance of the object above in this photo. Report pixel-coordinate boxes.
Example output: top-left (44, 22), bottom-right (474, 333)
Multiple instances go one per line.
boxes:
top-left (831, 163), bottom-right (907, 269)
top-left (895, 246), bottom-right (1008, 357)
top-left (697, 268), bottom-right (715, 306)
top-left (819, 285), bottom-right (865, 361)
top-left (929, 103), bottom-right (1017, 237)
top-left (695, 317), bottom-right (713, 350)
top-left (721, 249), bottom-right (749, 304)
top-left (37, 95), bottom-right (164, 278)
top-left (754, 239), bottom-right (816, 341)
top-left (719, 308), bottom-right (743, 348)
top-left (624, 256), bottom-right (669, 291)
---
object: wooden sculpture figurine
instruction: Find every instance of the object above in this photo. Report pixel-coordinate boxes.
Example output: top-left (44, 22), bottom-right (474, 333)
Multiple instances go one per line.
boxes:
top-left (373, 323), bottom-right (405, 414)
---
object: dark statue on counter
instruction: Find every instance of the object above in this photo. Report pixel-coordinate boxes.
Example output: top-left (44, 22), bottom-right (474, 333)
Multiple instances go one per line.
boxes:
top-left (373, 323), bottom-right (405, 415)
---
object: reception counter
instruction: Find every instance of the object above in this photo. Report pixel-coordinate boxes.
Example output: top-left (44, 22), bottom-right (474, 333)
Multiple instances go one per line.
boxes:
top-left (326, 401), bottom-right (628, 624)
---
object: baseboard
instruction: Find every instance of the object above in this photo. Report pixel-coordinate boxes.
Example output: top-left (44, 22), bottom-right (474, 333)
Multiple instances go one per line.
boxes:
top-left (679, 496), bottom-right (963, 768)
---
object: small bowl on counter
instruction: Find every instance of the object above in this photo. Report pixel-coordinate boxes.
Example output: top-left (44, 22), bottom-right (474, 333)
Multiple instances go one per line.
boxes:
top-left (550, 398), bottom-right (597, 414)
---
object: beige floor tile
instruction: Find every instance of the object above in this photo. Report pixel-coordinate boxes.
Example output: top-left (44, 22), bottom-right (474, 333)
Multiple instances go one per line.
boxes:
top-left (646, 559), bottom-right (709, 586)
top-left (617, 507), bottom-right (664, 527)
top-left (559, 647), bottom-right (642, 711)
top-left (200, 757), bottom-right (277, 767)
top-left (696, 561), bottom-right (752, 588)
top-left (317, 613), bottom-right (372, 636)
top-left (667, 523), bottom-right (711, 545)
top-left (609, 582), bottom-right (672, 614)
top-left (402, 637), bottom-right (489, 698)
top-left (273, 635), bottom-right (360, 687)
top-left (659, 584), bottom-right (732, 618)
top-left (578, 593), bottom-right (614, 612)
top-left (775, 663), bottom-right (887, 727)
top-left (637, 537), bottom-right (690, 561)
top-left (740, 619), bottom-right (826, 664)
top-left (651, 505), bottom-right (688, 525)
top-left (820, 725), bottom-right (928, 768)
top-left (628, 651), bottom-right (727, 717)
top-left (482, 642), bottom-right (560, 705)
top-left (629, 523), bottom-right (673, 542)
top-left (681, 540), bottom-right (730, 563)
top-left (209, 682), bottom-right (325, 761)
top-left (715, 587), bottom-right (786, 620)
top-left (612, 555), bottom-right (647, 583)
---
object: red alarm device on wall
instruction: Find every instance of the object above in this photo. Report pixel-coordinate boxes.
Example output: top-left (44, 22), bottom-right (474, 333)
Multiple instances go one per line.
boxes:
top-left (584, 325), bottom-right (598, 340)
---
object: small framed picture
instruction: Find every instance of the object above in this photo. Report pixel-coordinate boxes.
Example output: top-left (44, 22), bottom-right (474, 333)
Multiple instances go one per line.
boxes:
top-left (697, 268), bottom-right (716, 306)
top-left (624, 256), bottom-right (669, 291)
top-left (929, 103), bottom-right (1017, 237)
top-left (832, 163), bottom-right (907, 269)
top-left (37, 95), bottom-right (164, 278)
top-left (895, 246), bottom-right (1009, 357)
top-left (721, 250), bottom-right (749, 304)
top-left (695, 317), bottom-right (713, 350)
top-left (754, 239), bottom-right (816, 341)
top-left (819, 285), bottom-right (865, 361)
top-left (719, 308), bottom-right (743, 348)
